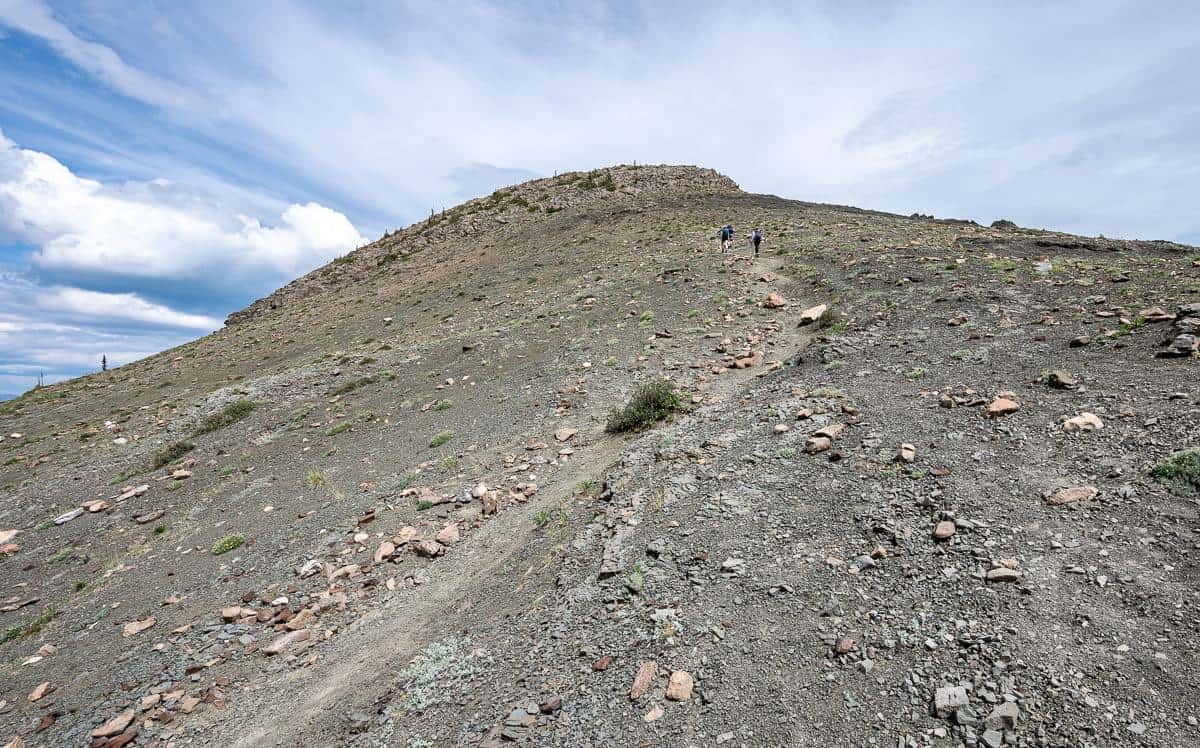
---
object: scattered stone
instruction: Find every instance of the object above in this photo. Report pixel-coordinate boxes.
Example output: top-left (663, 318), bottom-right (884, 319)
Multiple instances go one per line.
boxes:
top-left (763, 291), bottom-right (788, 309)
top-left (665, 670), bottom-right (694, 701)
top-left (896, 443), bottom-right (917, 463)
top-left (592, 655), bottom-right (614, 671)
top-left (90, 709), bottom-right (135, 739)
top-left (1069, 335), bottom-right (1092, 348)
top-left (554, 428), bottom-right (577, 442)
top-left (834, 637), bottom-right (855, 654)
top-left (986, 701), bottom-right (1019, 730)
top-left (934, 686), bottom-right (969, 718)
top-left (986, 397), bottom-right (1020, 418)
top-left (932, 520), bottom-right (956, 540)
top-left (643, 703), bottom-right (663, 722)
top-left (27, 682), bottom-right (51, 702)
top-left (122, 617), bottom-right (156, 637)
top-left (53, 508), bottom-right (84, 525)
top-left (799, 304), bottom-right (828, 326)
top-left (435, 523), bottom-right (460, 546)
top-left (630, 660), bottom-right (657, 700)
top-left (986, 567), bottom-right (1021, 583)
top-left (1045, 369), bottom-right (1077, 388)
top-left (1047, 485), bottom-right (1097, 506)
top-left (413, 539), bottom-right (445, 558)
top-left (373, 541), bottom-right (396, 563)
top-left (1063, 412), bottom-right (1103, 432)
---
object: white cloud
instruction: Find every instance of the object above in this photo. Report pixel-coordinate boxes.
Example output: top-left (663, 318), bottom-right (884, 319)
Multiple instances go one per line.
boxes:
top-left (0, 273), bottom-right (217, 393)
top-left (0, 129), bottom-right (367, 283)
top-left (0, 0), bottom-right (200, 110)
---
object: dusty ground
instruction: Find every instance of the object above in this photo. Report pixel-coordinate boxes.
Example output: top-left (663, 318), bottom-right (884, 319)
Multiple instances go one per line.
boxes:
top-left (0, 165), bottom-right (1196, 747)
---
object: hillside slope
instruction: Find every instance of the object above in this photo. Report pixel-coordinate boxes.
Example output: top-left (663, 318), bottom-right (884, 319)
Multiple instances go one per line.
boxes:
top-left (0, 165), bottom-right (1197, 747)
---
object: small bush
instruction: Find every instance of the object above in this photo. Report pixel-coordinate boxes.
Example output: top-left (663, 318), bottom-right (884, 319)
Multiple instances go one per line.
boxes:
top-left (306, 468), bottom-right (326, 487)
top-left (194, 400), bottom-right (256, 436)
top-left (212, 533), bottom-right (245, 555)
top-left (1151, 449), bottom-right (1200, 494)
top-left (606, 380), bottom-right (682, 433)
top-left (153, 440), bottom-right (194, 469)
top-left (430, 430), bottom-right (453, 448)
top-left (327, 421), bottom-right (351, 436)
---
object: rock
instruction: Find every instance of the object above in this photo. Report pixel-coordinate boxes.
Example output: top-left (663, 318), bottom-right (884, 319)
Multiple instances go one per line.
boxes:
top-left (27, 681), bottom-right (51, 702)
top-left (54, 508), bottom-right (85, 525)
top-left (665, 670), bottom-right (694, 701)
top-left (932, 520), bottom-right (956, 540)
top-left (435, 523), bottom-right (460, 546)
top-left (1045, 369), bottom-right (1077, 388)
top-left (413, 539), bottom-right (445, 558)
top-left (180, 696), bottom-right (201, 714)
top-left (986, 567), bottom-right (1021, 583)
top-left (539, 695), bottom-right (562, 713)
top-left (1063, 412), bottom-right (1103, 432)
top-left (592, 655), bottom-right (614, 671)
top-left (764, 291), bottom-right (788, 309)
top-left (799, 304), bottom-right (828, 326)
top-left (1069, 335), bottom-right (1092, 347)
top-left (90, 709), bottom-right (135, 738)
top-left (170, 469), bottom-right (192, 480)
top-left (834, 637), bottom-right (855, 654)
top-left (134, 510), bottom-right (165, 524)
top-left (554, 428), bottom-right (577, 442)
top-left (986, 701), bottom-right (1019, 730)
top-left (804, 436), bottom-right (831, 454)
top-left (286, 607), bottom-right (314, 631)
top-left (1139, 306), bottom-right (1174, 322)
top-left (643, 703), bottom-right (664, 722)
top-left (986, 397), bottom-right (1019, 417)
top-left (896, 443), bottom-right (917, 463)
top-left (0, 530), bottom-right (15, 545)
top-left (481, 491), bottom-right (498, 515)
top-left (1158, 333), bottom-right (1198, 358)
top-left (373, 541), bottom-right (396, 563)
top-left (122, 616), bottom-right (156, 637)
top-left (471, 482), bottom-right (488, 498)
top-left (81, 499), bottom-right (110, 513)
top-left (297, 559), bottom-right (324, 578)
top-left (263, 629), bottom-right (311, 655)
top-left (1047, 485), bottom-right (1097, 506)
top-left (630, 660), bottom-right (657, 700)
top-left (934, 686), bottom-right (969, 718)
top-left (981, 729), bottom-right (1004, 748)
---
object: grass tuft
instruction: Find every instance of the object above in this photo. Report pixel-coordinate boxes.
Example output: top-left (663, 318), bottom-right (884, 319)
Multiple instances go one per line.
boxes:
top-left (212, 533), bottom-right (245, 555)
top-left (153, 440), bottom-right (194, 469)
top-left (194, 400), bottom-right (256, 436)
top-left (606, 380), bottom-right (682, 433)
top-left (1151, 449), bottom-right (1200, 495)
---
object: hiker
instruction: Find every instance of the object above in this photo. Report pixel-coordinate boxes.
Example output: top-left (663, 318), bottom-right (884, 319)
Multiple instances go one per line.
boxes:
top-left (719, 224), bottom-right (734, 252)
top-left (749, 228), bottom-right (763, 257)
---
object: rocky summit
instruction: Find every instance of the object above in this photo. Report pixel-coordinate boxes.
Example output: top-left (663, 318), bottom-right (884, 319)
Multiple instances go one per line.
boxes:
top-left (0, 164), bottom-right (1197, 747)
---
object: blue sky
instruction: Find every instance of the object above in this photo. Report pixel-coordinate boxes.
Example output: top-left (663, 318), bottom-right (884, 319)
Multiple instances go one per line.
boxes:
top-left (1, 0), bottom-right (1199, 398)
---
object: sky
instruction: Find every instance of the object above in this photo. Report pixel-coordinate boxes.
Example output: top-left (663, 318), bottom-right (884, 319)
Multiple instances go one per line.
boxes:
top-left (1, 0), bottom-right (1198, 399)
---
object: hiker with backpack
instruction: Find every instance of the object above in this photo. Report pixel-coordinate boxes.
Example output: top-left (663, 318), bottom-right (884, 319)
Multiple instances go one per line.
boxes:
top-left (749, 228), bottom-right (763, 257)
top-left (718, 224), bottom-right (734, 252)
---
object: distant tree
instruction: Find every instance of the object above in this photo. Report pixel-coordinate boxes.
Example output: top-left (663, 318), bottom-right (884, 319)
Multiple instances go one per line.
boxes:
top-left (101, 355), bottom-right (108, 372)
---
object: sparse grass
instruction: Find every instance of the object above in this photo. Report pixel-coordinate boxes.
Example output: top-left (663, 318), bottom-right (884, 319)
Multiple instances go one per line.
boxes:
top-left (194, 399), bottom-right (257, 436)
top-left (434, 399), bottom-right (453, 411)
top-left (430, 430), bottom-right (454, 448)
top-left (533, 508), bottom-right (552, 527)
top-left (1111, 317), bottom-right (1146, 338)
top-left (0, 607), bottom-right (57, 648)
top-left (152, 440), bottom-right (194, 469)
top-left (606, 380), bottom-right (682, 433)
top-left (638, 310), bottom-right (655, 328)
top-left (416, 499), bottom-right (434, 511)
top-left (395, 637), bottom-right (489, 712)
top-left (306, 468), bottom-right (326, 487)
top-left (212, 533), bottom-right (245, 555)
top-left (331, 377), bottom-right (374, 397)
top-left (327, 421), bottom-right (351, 436)
top-left (950, 349), bottom-right (972, 361)
top-left (906, 367), bottom-right (927, 380)
top-left (440, 455), bottom-right (458, 470)
top-left (1151, 450), bottom-right (1200, 495)
top-left (777, 447), bottom-right (797, 459)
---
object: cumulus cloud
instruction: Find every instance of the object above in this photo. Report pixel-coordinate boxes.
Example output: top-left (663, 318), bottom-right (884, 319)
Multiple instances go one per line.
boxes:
top-left (0, 130), bottom-right (366, 284)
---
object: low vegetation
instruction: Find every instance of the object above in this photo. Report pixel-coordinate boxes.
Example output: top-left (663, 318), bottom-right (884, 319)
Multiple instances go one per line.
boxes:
top-left (212, 533), bottom-right (246, 555)
top-left (430, 430), bottom-right (454, 448)
top-left (153, 440), bottom-right (194, 469)
top-left (1151, 449), bottom-right (1200, 494)
top-left (194, 399), bottom-right (256, 436)
top-left (606, 380), bottom-right (682, 433)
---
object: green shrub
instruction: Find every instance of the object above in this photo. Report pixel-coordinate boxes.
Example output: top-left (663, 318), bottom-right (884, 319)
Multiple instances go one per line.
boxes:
top-left (212, 533), bottom-right (245, 555)
top-left (153, 440), bottom-right (194, 469)
top-left (327, 421), bottom-right (351, 436)
top-left (194, 400), bottom-right (256, 436)
top-left (1151, 449), bottom-right (1200, 494)
top-left (606, 380), bottom-right (682, 433)
top-left (430, 430), bottom-right (453, 448)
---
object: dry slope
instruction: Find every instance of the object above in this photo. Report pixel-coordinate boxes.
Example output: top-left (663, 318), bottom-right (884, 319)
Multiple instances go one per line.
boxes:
top-left (0, 165), bottom-right (1197, 748)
